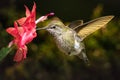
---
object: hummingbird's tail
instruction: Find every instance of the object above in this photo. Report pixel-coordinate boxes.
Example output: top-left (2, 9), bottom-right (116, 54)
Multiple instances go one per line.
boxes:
top-left (77, 50), bottom-right (90, 65)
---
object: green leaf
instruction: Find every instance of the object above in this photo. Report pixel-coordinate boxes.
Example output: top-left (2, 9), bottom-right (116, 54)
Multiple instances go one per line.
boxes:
top-left (0, 47), bottom-right (12, 61)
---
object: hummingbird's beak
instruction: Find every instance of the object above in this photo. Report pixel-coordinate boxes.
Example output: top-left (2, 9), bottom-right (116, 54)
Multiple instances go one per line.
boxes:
top-left (36, 26), bottom-right (48, 30)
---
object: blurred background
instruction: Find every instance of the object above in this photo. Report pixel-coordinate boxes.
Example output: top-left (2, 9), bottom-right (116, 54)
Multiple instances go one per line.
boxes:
top-left (0, 0), bottom-right (120, 80)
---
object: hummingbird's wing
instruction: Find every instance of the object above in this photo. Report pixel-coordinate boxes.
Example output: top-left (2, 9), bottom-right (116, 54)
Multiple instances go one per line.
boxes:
top-left (68, 20), bottom-right (83, 29)
top-left (74, 15), bottom-right (114, 40)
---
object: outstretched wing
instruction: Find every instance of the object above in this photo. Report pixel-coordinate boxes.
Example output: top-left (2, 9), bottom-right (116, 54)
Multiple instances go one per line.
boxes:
top-left (74, 15), bottom-right (114, 40)
top-left (68, 20), bottom-right (83, 29)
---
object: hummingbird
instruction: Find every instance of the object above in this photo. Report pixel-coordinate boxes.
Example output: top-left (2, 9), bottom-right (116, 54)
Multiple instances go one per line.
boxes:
top-left (37, 15), bottom-right (114, 64)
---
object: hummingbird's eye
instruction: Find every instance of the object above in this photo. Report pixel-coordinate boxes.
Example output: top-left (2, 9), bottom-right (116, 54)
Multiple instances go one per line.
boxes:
top-left (51, 25), bottom-right (57, 29)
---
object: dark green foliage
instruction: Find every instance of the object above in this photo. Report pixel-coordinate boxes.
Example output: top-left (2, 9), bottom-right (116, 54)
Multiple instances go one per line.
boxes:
top-left (0, 47), bottom-right (11, 61)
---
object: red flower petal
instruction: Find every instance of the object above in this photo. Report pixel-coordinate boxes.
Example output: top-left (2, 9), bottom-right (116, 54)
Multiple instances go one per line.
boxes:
top-left (32, 2), bottom-right (36, 17)
top-left (13, 46), bottom-right (27, 62)
top-left (17, 17), bottom-right (26, 25)
top-left (6, 27), bottom-right (17, 37)
top-left (24, 5), bottom-right (31, 17)
top-left (35, 12), bottom-right (54, 24)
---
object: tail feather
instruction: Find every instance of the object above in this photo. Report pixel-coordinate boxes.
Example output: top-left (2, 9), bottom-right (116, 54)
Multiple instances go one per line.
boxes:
top-left (77, 50), bottom-right (90, 65)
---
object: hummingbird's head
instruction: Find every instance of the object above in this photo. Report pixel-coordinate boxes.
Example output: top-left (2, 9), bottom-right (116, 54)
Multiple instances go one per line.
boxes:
top-left (38, 19), bottom-right (67, 36)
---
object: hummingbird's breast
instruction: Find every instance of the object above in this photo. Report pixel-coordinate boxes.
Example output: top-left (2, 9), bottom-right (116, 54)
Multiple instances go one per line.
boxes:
top-left (54, 29), bottom-right (77, 55)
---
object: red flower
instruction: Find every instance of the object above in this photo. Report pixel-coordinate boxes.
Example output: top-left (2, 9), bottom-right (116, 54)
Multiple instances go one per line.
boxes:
top-left (6, 3), bottom-right (36, 62)
top-left (6, 3), bottom-right (54, 62)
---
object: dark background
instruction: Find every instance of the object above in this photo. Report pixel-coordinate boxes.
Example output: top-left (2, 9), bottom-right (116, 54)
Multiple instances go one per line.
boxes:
top-left (0, 0), bottom-right (120, 80)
